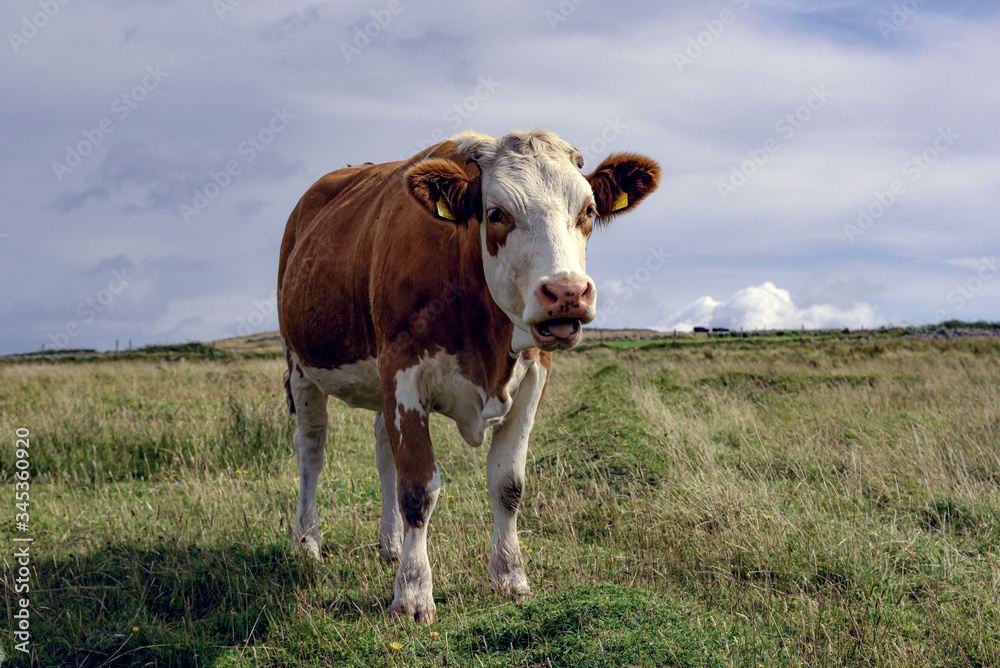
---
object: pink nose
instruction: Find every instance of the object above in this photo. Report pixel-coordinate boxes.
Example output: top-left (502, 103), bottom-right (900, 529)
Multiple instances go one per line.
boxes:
top-left (536, 279), bottom-right (594, 319)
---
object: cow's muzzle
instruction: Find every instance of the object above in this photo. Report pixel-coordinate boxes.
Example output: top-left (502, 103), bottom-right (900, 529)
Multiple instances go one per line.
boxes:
top-left (531, 317), bottom-right (583, 350)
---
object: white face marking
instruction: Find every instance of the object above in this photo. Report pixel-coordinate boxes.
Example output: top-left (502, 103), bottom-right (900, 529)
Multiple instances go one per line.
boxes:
top-left (468, 131), bottom-right (598, 336)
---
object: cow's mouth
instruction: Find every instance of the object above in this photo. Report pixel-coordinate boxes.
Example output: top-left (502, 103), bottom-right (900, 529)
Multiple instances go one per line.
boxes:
top-left (531, 317), bottom-right (583, 349)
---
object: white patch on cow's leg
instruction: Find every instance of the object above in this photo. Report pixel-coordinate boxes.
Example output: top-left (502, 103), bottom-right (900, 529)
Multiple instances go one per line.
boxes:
top-left (374, 412), bottom-right (403, 562)
top-left (291, 370), bottom-right (329, 559)
top-left (389, 461), bottom-right (441, 624)
top-left (486, 355), bottom-right (547, 598)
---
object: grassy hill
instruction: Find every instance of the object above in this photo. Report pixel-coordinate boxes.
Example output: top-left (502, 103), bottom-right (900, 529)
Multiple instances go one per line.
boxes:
top-left (1, 334), bottom-right (999, 665)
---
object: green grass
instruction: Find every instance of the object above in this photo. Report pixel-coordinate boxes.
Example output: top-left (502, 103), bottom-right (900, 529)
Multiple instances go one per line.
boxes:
top-left (2, 337), bottom-right (999, 666)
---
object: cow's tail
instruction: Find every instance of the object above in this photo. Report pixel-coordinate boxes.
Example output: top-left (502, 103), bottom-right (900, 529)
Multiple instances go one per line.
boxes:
top-left (283, 368), bottom-right (296, 415)
top-left (280, 333), bottom-right (296, 416)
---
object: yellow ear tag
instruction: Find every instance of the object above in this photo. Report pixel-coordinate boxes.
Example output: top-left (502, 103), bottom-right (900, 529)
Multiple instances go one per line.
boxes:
top-left (436, 197), bottom-right (455, 221)
top-left (611, 190), bottom-right (629, 212)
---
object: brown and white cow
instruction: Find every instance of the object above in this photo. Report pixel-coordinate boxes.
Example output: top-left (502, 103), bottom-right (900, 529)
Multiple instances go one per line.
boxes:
top-left (277, 129), bottom-right (659, 623)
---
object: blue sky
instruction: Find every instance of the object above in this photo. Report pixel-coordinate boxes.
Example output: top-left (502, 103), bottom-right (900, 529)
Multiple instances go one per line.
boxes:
top-left (1, 0), bottom-right (998, 354)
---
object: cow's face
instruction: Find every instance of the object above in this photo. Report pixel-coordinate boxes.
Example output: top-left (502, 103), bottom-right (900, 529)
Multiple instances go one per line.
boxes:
top-left (406, 130), bottom-right (659, 352)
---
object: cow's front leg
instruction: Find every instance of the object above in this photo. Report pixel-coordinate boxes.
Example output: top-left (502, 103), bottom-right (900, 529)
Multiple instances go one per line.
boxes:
top-left (486, 351), bottom-right (549, 598)
top-left (382, 368), bottom-right (440, 623)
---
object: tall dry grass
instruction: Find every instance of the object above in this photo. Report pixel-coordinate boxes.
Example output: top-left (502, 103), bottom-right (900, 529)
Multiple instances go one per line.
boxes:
top-left (1, 337), bottom-right (998, 665)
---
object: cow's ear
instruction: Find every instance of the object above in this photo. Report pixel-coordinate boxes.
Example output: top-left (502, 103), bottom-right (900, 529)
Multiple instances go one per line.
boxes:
top-left (586, 154), bottom-right (660, 222)
top-left (405, 159), bottom-right (481, 224)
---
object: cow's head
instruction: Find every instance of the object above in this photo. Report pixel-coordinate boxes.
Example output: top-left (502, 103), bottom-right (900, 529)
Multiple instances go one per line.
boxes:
top-left (406, 130), bottom-right (659, 352)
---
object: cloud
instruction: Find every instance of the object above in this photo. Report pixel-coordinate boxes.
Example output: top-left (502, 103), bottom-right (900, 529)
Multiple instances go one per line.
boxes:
top-left (795, 272), bottom-right (882, 309)
top-left (51, 139), bottom-right (225, 213)
top-left (82, 254), bottom-right (136, 278)
top-left (658, 296), bottom-right (720, 331)
top-left (233, 199), bottom-right (270, 220)
top-left (660, 281), bottom-right (882, 332)
top-left (944, 256), bottom-right (996, 271)
top-left (259, 4), bottom-right (336, 41)
top-left (50, 137), bottom-right (304, 214)
top-left (50, 185), bottom-right (110, 212)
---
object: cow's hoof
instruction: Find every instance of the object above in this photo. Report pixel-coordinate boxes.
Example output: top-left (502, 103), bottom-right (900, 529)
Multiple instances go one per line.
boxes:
top-left (378, 529), bottom-right (402, 563)
top-left (489, 559), bottom-right (531, 599)
top-left (295, 534), bottom-right (322, 560)
top-left (379, 515), bottom-right (403, 563)
top-left (379, 542), bottom-right (400, 563)
top-left (388, 597), bottom-right (436, 625)
top-left (492, 576), bottom-right (531, 600)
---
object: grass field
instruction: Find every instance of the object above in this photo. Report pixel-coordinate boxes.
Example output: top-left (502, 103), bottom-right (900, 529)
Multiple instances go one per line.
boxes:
top-left (2, 335), bottom-right (999, 666)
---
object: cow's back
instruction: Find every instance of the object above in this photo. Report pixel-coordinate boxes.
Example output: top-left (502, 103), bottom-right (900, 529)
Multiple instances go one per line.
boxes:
top-left (279, 159), bottom-right (407, 370)
top-left (278, 142), bottom-right (485, 375)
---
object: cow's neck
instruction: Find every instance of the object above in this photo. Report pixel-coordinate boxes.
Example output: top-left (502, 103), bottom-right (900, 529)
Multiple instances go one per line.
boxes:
top-left (453, 216), bottom-right (520, 394)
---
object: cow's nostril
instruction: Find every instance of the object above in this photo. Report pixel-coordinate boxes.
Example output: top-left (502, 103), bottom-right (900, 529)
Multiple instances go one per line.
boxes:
top-left (536, 279), bottom-right (592, 319)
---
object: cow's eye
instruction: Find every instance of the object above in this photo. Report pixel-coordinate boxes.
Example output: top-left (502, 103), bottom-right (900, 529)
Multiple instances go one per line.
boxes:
top-left (487, 207), bottom-right (505, 224)
top-left (586, 204), bottom-right (597, 218)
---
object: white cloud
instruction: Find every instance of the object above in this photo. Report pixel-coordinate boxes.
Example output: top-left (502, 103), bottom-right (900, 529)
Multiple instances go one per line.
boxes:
top-left (656, 296), bottom-right (720, 332)
top-left (944, 256), bottom-right (996, 271)
top-left (660, 281), bottom-right (882, 332)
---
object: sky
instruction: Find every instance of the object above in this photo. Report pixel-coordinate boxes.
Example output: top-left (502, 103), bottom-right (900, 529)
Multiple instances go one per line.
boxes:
top-left (2, 0), bottom-right (998, 354)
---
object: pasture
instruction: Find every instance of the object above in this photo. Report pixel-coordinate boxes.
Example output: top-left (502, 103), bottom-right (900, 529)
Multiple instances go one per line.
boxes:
top-left (2, 334), bottom-right (999, 666)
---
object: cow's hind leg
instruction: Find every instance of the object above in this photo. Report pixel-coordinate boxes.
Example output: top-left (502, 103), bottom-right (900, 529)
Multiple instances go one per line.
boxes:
top-left (375, 412), bottom-right (403, 562)
top-left (289, 368), bottom-right (329, 558)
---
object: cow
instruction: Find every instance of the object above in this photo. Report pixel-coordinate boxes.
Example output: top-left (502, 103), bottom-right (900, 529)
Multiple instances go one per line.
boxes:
top-left (277, 129), bottom-right (659, 623)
